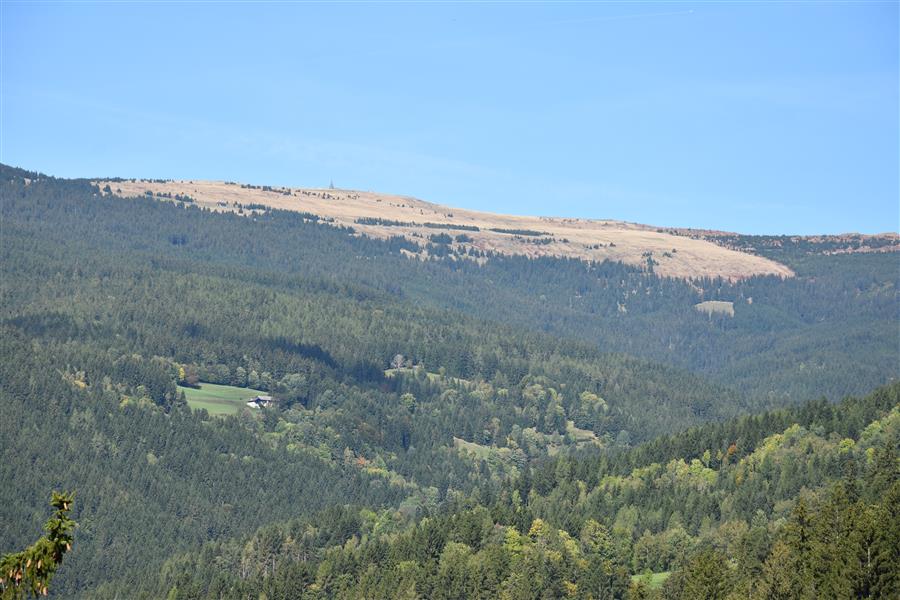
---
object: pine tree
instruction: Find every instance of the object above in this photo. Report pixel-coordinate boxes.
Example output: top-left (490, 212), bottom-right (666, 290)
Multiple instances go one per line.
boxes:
top-left (679, 548), bottom-right (731, 600)
top-left (870, 481), bottom-right (900, 599)
top-left (0, 492), bottom-right (76, 599)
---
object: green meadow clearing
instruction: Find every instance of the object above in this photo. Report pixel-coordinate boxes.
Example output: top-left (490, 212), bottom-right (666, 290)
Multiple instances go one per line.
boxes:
top-left (452, 436), bottom-right (492, 460)
top-left (631, 571), bottom-right (671, 590)
top-left (385, 366), bottom-right (472, 386)
top-left (694, 300), bottom-right (735, 317)
top-left (179, 382), bottom-right (268, 416)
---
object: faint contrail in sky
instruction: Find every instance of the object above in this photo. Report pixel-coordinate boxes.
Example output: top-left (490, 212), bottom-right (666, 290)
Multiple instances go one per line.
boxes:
top-left (548, 10), bottom-right (695, 26)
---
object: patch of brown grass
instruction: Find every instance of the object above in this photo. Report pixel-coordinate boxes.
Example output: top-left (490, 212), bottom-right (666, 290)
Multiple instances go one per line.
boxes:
top-left (96, 178), bottom-right (795, 280)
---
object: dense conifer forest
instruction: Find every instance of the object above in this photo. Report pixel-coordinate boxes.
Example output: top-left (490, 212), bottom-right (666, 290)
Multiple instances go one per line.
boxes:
top-left (115, 383), bottom-right (900, 599)
top-left (1, 165), bottom-right (897, 598)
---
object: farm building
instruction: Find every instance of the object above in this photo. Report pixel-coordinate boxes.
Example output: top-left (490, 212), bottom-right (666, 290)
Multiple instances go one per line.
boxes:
top-left (245, 395), bottom-right (274, 409)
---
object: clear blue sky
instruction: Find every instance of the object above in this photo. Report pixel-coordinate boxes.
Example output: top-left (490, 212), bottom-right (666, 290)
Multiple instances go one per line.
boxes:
top-left (2, 1), bottom-right (897, 234)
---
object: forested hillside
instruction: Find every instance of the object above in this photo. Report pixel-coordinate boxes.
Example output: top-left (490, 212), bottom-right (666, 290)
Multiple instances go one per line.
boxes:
top-left (0, 167), bottom-right (734, 594)
top-left (1, 165), bottom-right (897, 597)
top-left (101, 383), bottom-right (900, 599)
top-left (4, 166), bottom-right (898, 402)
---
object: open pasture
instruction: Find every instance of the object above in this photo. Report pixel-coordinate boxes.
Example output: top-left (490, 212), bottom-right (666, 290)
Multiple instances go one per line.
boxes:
top-left (179, 382), bottom-right (267, 416)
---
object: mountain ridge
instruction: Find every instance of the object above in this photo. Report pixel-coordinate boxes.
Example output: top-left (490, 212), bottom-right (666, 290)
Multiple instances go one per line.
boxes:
top-left (95, 177), bottom-right (798, 281)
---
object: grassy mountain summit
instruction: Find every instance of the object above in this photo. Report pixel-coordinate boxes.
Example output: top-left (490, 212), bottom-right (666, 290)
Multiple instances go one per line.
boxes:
top-left (96, 176), bottom-right (798, 280)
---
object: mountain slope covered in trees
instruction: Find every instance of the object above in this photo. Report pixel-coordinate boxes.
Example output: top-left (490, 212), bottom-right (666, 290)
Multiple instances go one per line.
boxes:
top-left (1, 165), bottom-right (897, 597)
top-left (100, 383), bottom-right (900, 599)
top-left (4, 166), bottom-right (898, 402)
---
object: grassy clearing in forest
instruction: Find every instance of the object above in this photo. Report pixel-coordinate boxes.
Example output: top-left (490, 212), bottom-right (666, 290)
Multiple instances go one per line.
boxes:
top-left (179, 382), bottom-right (267, 415)
top-left (631, 571), bottom-right (671, 589)
top-left (385, 367), bottom-right (472, 387)
top-left (566, 420), bottom-right (599, 443)
top-left (453, 437), bottom-right (492, 459)
top-left (694, 300), bottom-right (735, 317)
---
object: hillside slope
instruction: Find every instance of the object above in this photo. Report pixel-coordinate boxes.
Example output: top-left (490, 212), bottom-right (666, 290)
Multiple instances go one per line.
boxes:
top-left (97, 178), bottom-right (794, 280)
top-left (1, 165), bottom-right (897, 597)
top-left (108, 383), bottom-right (900, 600)
top-left (8, 165), bottom-right (899, 404)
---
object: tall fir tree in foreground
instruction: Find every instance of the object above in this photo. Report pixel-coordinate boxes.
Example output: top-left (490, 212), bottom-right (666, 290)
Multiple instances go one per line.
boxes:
top-left (0, 492), bottom-right (75, 599)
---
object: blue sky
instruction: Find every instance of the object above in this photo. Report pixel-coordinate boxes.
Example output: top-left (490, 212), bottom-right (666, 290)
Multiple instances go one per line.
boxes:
top-left (2, 1), bottom-right (897, 234)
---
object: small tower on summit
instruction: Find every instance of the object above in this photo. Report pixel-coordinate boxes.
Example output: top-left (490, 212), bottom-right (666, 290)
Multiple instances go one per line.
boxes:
top-left (329, 179), bottom-right (335, 190)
